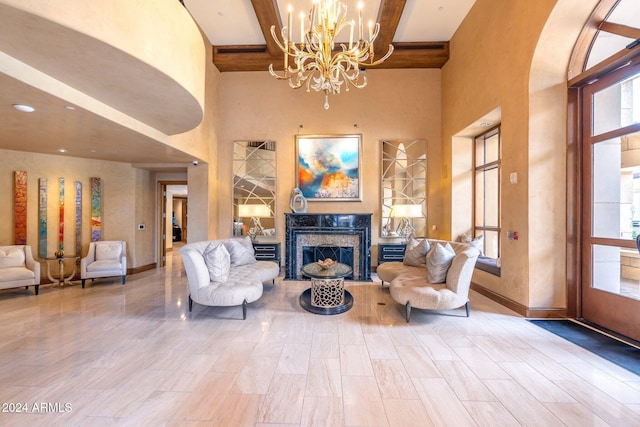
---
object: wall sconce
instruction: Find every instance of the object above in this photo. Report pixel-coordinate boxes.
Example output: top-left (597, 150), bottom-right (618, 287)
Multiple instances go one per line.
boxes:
top-left (390, 204), bottom-right (423, 238)
top-left (237, 204), bottom-right (271, 241)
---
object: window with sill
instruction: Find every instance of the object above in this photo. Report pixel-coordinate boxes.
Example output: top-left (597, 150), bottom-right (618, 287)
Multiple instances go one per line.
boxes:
top-left (474, 126), bottom-right (501, 274)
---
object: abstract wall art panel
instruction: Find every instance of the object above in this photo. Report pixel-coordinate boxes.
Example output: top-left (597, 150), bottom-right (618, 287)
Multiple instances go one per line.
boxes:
top-left (75, 181), bottom-right (82, 256)
top-left (14, 171), bottom-right (27, 245)
top-left (38, 178), bottom-right (47, 259)
top-left (90, 177), bottom-right (102, 241)
top-left (59, 177), bottom-right (64, 252)
top-left (295, 134), bottom-right (362, 201)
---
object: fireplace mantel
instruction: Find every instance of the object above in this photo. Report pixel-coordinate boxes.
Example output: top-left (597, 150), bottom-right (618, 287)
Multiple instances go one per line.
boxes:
top-left (285, 213), bottom-right (372, 280)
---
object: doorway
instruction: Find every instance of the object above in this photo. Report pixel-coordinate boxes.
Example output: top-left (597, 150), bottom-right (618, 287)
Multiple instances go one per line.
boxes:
top-left (579, 60), bottom-right (640, 341)
top-left (158, 181), bottom-right (187, 268)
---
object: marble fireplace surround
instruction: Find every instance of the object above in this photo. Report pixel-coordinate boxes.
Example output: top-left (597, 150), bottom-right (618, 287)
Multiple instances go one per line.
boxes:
top-left (285, 213), bottom-right (372, 281)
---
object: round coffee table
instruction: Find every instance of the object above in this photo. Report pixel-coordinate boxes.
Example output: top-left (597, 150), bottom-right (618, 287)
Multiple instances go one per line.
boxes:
top-left (299, 261), bottom-right (353, 315)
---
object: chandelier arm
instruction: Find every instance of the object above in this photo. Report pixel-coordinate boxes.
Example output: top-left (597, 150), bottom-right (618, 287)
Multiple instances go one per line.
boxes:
top-left (268, 1), bottom-right (394, 109)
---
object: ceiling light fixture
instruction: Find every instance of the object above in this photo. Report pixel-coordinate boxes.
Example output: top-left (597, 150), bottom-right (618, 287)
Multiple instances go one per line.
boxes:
top-left (12, 104), bottom-right (35, 113)
top-left (58, 148), bottom-right (67, 153)
top-left (269, 0), bottom-right (393, 109)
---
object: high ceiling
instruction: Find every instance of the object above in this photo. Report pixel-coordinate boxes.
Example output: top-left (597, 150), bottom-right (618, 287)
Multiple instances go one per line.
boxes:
top-left (185, 0), bottom-right (476, 71)
top-left (0, 0), bottom-right (476, 167)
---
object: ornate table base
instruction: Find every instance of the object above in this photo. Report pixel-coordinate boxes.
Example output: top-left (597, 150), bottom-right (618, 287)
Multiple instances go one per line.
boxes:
top-left (46, 257), bottom-right (79, 287)
top-left (299, 288), bottom-right (353, 315)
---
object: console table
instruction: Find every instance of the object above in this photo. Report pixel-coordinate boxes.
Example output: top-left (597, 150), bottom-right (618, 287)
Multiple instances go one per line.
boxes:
top-left (378, 243), bottom-right (406, 264)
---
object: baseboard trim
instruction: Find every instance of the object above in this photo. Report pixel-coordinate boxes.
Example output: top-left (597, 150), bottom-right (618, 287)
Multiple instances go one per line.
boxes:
top-left (128, 263), bottom-right (156, 275)
top-left (471, 283), bottom-right (566, 318)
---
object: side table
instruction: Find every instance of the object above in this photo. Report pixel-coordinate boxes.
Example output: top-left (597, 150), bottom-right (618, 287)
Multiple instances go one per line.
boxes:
top-left (45, 256), bottom-right (79, 287)
top-left (253, 241), bottom-right (281, 267)
top-left (300, 262), bottom-right (353, 315)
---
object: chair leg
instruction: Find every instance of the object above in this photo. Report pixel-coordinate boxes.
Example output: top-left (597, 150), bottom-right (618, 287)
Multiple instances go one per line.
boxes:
top-left (122, 275), bottom-right (126, 285)
top-left (242, 299), bottom-right (248, 320)
top-left (188, 294), bottom-right (193, 312)
top-left (465, 301), bottom-right (470, 317)
top-left (81, 279), bottom-right (85, 288)
top-left (405, 301), bottom-right (411, 323)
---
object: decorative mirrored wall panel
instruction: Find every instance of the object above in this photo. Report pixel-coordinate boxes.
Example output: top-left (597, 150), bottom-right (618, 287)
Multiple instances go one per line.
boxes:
top-left (233, 141), bottom-right (277, 238)
top-left (381, 140), bottom-right (427, 238)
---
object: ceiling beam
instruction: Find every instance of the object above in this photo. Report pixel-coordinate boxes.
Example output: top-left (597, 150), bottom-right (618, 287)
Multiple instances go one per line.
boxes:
top-left (213, 42), bottom-right (449, 72)
top-left (212, 0), bottom-right (448, 72)
top-left (373, 0), bottom-right (406, 57)
top-left (250, 0), bottom-right (282, 57)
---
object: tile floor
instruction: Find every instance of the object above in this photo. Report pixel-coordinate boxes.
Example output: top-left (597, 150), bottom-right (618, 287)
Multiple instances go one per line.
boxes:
top-left (1, 249), bottom-right (640, 426)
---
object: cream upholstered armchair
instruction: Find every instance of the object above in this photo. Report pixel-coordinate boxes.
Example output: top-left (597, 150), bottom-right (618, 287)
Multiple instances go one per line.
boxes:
top-left (0, 245), bottom-right (40, 295)
top-left (80, 241), bottom-right (127, 288)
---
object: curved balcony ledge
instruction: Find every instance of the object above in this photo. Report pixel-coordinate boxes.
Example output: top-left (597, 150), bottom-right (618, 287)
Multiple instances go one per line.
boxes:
top-left (0, 0), bottom-right (205, 135)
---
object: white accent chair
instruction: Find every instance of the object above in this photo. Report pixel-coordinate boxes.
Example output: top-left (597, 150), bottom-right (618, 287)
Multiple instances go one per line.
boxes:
top-left (80, 241), bottom-right (127, 288)
top-left (0, 245), bottom-right (40, 295)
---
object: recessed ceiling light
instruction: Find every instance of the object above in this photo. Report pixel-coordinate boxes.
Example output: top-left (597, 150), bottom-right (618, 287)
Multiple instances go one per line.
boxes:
top-left (65, 105), bottom-right (75, 110)
top-left (58, 148), bottom-right (67, 153)
top-left (13, 104), bottom-right (35, 113)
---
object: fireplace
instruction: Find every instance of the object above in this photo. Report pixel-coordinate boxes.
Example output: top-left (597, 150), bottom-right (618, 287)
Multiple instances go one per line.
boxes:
top-left (285, 213), bottom-right (371, 280)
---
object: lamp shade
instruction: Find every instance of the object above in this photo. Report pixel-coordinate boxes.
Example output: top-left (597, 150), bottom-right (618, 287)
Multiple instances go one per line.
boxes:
top-left (238, 204), bottom-right (271, 218)
top-left (390, 204), bottom-right (423, 218)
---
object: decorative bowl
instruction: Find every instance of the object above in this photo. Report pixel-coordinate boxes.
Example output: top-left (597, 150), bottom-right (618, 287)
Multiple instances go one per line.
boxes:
top-left (317, 258), bottom-right (336, 269)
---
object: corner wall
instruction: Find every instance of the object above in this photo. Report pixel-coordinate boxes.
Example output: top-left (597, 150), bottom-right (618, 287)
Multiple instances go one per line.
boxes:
top-left (441, 0), bottom-right (597, 312)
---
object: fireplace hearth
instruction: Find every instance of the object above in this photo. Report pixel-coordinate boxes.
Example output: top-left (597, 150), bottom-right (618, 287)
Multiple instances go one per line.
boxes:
top-left (285, 213), bottom-right (371, 280)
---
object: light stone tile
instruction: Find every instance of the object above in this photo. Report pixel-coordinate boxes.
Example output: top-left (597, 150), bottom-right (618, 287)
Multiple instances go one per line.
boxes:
top-left (306, 358), bottom-right (342, 397)
top-left (416, 334), bottom-right (460, 361)
top-left (364, 332), bottom-right (400, 359)
top-left (462, 401), bottom-right (521, 427)
top-left (342, 375), bottom-right (388, 426)
top-left (556, 379), bottom-right (640, 426)
top-left (311, 332), bottom-right (340, 358)
top-left (499, 361), bottom-right (576, 403)
top-left (383, 399), bottom-right (433, 427)
top-left (372, 359), bottom-right (418, 399)
top-left (1, 249), bottom-right (638, 427)
top-left (258, 373), bottom-right (306, 424)
top-left (412, 377), bottom-right (477, 427)
top-left (482, 378), bottom-right (565, 426)
top-left (300, 396), bottom-right (344, 427)
top-left (340, 344), bottom-right (374, 376)
top-left (543, 402), bottom-right (610, 427)
top-left (231, 355), bottom-right (279, 394)
top-left (434, 360), bottom-right (497, 401)
top-left (396, 345), bottom-right (442, 378)
top-left (276, 342), bottom-right (311, 374)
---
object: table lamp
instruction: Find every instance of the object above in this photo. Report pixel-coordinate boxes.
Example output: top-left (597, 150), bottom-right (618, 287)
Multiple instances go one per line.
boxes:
top-left (237, 204), bottom-right (271, 240)
top-left (390, 204), bottom-right (423, 238)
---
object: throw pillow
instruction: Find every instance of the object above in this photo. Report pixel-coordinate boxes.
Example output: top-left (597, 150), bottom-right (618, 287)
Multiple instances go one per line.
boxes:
top-left (224, 239), bottom-right (257, 266)
top-left (426, 242), bottom-right (456, 284)
top-left (95, 243), bottom-right (122, 261)
top-left (0, 248), bottom-right (25, 268)
top-left (461, 233), bottom-right (484, 256)
top-left (202, 242), bottom-right (230, 283)
top-left (403, 238), bottom-right (430, 267)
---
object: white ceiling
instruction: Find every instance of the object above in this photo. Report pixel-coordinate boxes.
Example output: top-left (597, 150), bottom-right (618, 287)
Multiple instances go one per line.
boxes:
top-left (185, 0), bottom-right (476, 46)
top-left (0, 1), bottom-right (476, 167)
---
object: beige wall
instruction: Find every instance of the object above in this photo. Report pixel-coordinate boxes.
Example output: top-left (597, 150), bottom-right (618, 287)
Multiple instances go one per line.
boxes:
top-left (0, 149), bottom-right (143, 267)
top-left (217, 69), bottom-right (442, 261)
top-left (441, 0), bottom-right (597, 310)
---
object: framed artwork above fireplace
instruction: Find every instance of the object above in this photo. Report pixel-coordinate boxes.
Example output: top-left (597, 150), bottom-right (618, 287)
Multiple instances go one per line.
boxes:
top-left (295, 134), bottom-right (362, 201)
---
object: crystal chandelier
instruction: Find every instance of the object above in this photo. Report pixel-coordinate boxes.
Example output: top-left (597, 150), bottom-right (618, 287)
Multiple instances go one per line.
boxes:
top-left (269, 0), bottom-right (394, 109)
